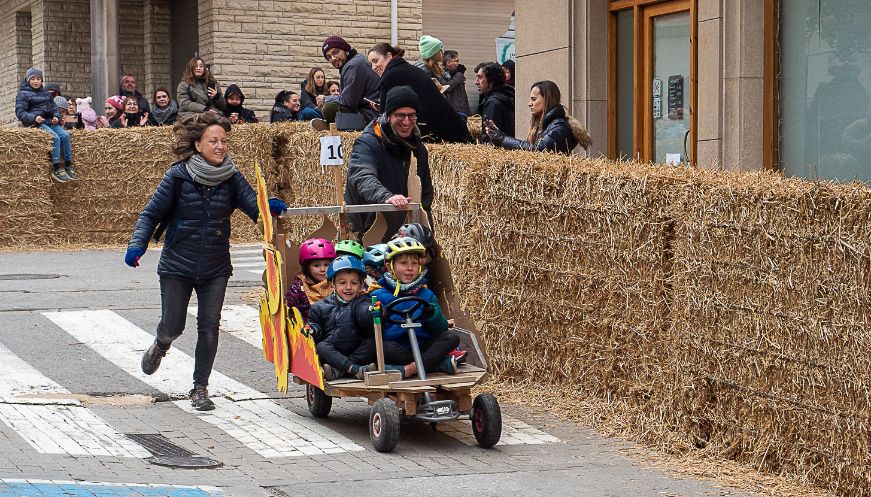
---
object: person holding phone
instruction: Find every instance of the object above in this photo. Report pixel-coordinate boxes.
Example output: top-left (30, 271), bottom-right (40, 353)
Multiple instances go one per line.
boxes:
top-left (177, 57), bottom-right (226, 122)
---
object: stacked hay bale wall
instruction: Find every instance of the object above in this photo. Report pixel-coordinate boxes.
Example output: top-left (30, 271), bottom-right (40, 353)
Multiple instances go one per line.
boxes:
top-left (0, 127), bottom-right (868, 495)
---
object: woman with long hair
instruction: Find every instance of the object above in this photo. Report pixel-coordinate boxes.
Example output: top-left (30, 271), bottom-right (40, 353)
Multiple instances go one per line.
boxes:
top-left (176, 58), bottom-right (226, 122)
top-left (125, 112), bottom-right (286, 411)
top-left (413, 35), bottom-right (445, 81)
top-left (300, 67), bottom-right (327, 113)
top-left (486, 80), bottom-right (591, 154)
top-left (368, 43), bottom-right (471, 143)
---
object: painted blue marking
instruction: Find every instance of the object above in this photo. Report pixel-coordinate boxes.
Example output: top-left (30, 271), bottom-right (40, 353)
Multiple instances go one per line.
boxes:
top-left (0, 482), bottom-right (221, 497)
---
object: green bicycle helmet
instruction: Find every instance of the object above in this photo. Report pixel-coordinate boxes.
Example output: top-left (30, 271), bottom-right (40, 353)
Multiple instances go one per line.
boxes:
top-left (334, 239), bottom-right (364, 259)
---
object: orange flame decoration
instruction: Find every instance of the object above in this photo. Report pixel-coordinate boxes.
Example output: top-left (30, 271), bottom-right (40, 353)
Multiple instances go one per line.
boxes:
top-left (254, 162), bottom-right (273, 244)
top-left (264, 249), bottom-right (281, 315)
top-left (271, 303), bottom-right (289, 392)
top-left (259, 293), bottom-right (275, 364)
top-left (287, 306), bottom-right (324, 390)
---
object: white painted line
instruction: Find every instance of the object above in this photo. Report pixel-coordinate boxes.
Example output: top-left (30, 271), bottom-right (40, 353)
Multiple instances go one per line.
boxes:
top-left (43, 310), bottom-right (364, 457)
top-left (0, 343), bottom-right (149, 458)
top-left (189, 305), bottom-right (263, 349)
top-left (232, 262), bottom-right (267, 268)
top-left (0, 478), bottom-right (224, 493)
top-left (437, 417), bottom-right (562, 446)
top-left (231, 248), bottom-right (265, 255)
top-left (231, 256), bottom-right (265, 263)
top-left (247, 270), bottom-right (264, 275)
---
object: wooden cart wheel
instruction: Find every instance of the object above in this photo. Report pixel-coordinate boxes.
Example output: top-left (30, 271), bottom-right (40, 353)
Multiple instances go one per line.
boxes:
top-left (306, 384), bottom-right (332, 418)
top-left (471, 393), bottom-right (502, 448)
top-left (370, 398), bottom-right (401, 452)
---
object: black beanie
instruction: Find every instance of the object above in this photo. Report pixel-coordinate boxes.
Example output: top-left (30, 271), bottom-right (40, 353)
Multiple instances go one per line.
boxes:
top-left (383, 86), bottom-right (420, 116)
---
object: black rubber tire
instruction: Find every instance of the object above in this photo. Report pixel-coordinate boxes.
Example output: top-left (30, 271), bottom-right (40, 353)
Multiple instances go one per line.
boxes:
top-left (306, 384), bottom-right (332, 418)
top-left (369, 398), bottom-right (401, 453)
top-left (471, 393), bottom-right (502, 448)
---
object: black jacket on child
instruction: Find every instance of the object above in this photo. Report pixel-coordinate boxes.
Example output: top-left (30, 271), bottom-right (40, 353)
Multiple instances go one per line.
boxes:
top-left (15, 78), bottom-right (61, 126)
top-left (128, 161), bottom-right (259, 281)
top-left (379, 57), bottom-right (471, 143)
top-left (309, 294), bottom-right (374, 348)
top-left (223, 84), bottom-right (258, 123)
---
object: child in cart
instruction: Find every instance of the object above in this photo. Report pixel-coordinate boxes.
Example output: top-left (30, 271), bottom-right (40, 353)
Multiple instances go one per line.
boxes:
top-left (335, 239), bottom-right (364, 259)
top-left (309, 255), bottom-right (377, 381)
top-left (286, 238), bottom-right (336, 321)
top-left (371, 237), bottom-right (460, 379)
top-left (362, 243), bottom-right (388, 291)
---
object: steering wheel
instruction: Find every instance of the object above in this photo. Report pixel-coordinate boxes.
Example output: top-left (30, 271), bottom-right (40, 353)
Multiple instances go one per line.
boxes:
top-left (382, 295), bottom-right (429, 325)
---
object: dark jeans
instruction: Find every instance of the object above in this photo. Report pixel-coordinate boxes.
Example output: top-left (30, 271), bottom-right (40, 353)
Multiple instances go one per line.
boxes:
top-left (383, 330), bottom-right (460, 373)
top-left (156, 275), bottom-right (229, 387)
top-left (316, 337), bottom-right (376, 373)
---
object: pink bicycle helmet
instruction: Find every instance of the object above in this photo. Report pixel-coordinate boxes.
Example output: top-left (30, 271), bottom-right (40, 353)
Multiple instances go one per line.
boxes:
top-left (299, 238), bottom-right (336, 265)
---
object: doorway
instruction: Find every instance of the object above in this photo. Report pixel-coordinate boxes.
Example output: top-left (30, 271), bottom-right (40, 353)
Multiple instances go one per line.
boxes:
top-left (608, 0), bottom-right (697, 164)
top-left (170, 0), bottom-right (199, 97)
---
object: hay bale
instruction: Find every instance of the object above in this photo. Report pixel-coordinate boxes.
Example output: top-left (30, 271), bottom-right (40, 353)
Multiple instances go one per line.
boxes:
top-left (0, 128), bottom-right (54, 248)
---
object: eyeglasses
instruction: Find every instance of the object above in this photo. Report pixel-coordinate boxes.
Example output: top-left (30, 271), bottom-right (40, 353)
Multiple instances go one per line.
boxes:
top-left (391, 112), bottom-right (417, 122)
top-left (326, 50), bottom-right (343, 61)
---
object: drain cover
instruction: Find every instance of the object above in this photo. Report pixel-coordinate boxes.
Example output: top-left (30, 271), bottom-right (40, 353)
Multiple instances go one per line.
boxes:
top-left (125, 433), bottom-right (222, 469)
top-left (0, 273), bottom-right (64, 280)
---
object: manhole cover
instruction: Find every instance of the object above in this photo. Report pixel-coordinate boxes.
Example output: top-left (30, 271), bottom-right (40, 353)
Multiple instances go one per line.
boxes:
top-left (148, 455), bottom-right (223, 469)
top-left (0, 273), bottom-right (64, 280)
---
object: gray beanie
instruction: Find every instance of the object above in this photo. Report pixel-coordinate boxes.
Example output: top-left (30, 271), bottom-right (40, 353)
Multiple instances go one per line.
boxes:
top-left (25, 67), bottom-right (43, 81)
top-left (54, 96), bottom-right (68, 109)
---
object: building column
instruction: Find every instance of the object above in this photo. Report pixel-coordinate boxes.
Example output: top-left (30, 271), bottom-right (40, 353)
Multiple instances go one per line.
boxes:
top-left (90, 0), bottom-right (119, 109)
top-left (572, 0), bottom-right (608, 157)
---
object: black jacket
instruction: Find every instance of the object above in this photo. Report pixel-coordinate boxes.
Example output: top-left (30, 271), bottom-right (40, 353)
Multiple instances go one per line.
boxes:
top-left (379, 57), bottom-right (471, 143)
top-left (478, 84), bottom-right (515, 143)
top-left (308, 294), bottom-right (374, 349)
top-left (118, 88), bottom-right (151, 116)
top-left (15, 78), bottom-right (62, 126)
top-left (499, 106), bottom-right (581, 154)
top-left (128, 162), bottom-right (259, 281)
top-left (223, 84), bottom-right (258, 123)
top-left (324, 50), bottom-right (380, 121)
top-left (299, 79), bottom-right (324, 110)
top-left (344, 118), bottom-right (434, 237)
top-left (270, 105), bottom-right (302, 123)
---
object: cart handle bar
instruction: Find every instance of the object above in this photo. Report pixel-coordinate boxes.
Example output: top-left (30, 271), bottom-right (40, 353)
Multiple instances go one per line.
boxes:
top-left (278, 202), bottom-right (420, 218)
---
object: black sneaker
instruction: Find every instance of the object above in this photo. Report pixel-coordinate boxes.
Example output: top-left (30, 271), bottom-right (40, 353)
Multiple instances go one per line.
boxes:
top-left (50, 164), bottom-right (70, 183)
top-left (64, 164), bottom-right (78, 180)
top-left (189, 384), bottom-right (215, 411)
top-left (141, 339), bottom-right (169, 375)
top-left (353, 363), bottom-right (377, 380)
top-left (322, 364), bottom-right (344, 381)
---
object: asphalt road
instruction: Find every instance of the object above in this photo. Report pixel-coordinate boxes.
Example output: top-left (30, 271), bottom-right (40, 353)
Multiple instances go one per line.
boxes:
top-left (0, 247), bottom-right (755, 497)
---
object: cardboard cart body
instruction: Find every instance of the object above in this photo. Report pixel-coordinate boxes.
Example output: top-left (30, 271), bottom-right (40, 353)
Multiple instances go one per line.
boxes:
top-left (253, 163), bottom-right (502, 453)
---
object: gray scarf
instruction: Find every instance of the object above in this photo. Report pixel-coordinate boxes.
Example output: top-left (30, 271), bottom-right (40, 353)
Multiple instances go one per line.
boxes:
top-left (185, 153), bottom-right (237, 186)
top-left (150, 100), bottom-right (178, 125)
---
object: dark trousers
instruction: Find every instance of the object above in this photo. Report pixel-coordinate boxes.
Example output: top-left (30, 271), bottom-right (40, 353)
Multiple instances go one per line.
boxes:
top-left (316, 337), bottom-right (376, 373)
top-left (383, 330), bottom-right (460, 373)
top-left (156, 275), bottom-right (229, 387)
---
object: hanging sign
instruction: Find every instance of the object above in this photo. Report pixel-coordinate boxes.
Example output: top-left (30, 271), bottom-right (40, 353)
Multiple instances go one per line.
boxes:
top-left (319, 135), bottom-right (344, 166)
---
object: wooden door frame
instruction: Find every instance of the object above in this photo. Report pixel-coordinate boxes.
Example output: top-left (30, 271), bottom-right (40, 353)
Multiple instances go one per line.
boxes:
top-left (607, 0), bottom-right (697, 164)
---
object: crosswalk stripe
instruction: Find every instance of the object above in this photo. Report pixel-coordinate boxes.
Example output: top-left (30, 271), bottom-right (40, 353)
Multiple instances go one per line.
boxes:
top-left (0, 479), bottom-right (226, 497)
top-left (231, 256), bottom-right (264, 263)
top-left (189, 305), bottom-right (263, 349)
top-left (232, 262), bottom-right (266, 268)
top-left (42, 310), bottom-right (364, 457)
top-left (247, 270), bottom-right (264, 275)
top-left (0, 343), bottom-right (150, 458)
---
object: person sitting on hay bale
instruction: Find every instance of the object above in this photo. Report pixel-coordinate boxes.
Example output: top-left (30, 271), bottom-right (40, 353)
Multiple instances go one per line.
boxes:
top-left (15, 67), bottom-right (77, 183)
top-left (344, 85), bottom-right (435, 240)
top-left (124, 112), bottom-right (287, 411)
top-left (111, 96), bottom-right (150, 128)
top-left (486, 80), bottom-right (592, 155)
top-left (309, 255), bottom-right (377, 382)
top-left (372, 237), bottom-right (460, 379)
top-left (286, 238), bottom-right (337, 322)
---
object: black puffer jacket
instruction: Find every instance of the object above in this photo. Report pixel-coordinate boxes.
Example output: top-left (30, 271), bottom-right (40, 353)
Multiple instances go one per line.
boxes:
top-left (478, 84), bottom-right (515, 144)
top-left (344, 117), bottom-right (434, 237)
top-left (15, 78), bottom-right (61, 126)
top-left (128, 161), bottom-right (259, 281)
top-left (299, 79), bottom-right (325, 110)
top-left (308, 294), bottom-right (374, 347)
top-left (499, 106), bottom-right (589, 154)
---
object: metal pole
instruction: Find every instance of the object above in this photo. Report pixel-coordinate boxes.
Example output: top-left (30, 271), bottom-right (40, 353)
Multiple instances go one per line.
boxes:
top-left (391, 0), bottom-right (398, 46)
top-left (90, 0), bottom-right (119, 107)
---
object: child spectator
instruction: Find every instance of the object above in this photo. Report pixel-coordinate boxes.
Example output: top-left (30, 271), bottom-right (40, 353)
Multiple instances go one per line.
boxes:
top-left (111, 96), bottom-right (149, 128)
top-left (362, 243), bottom-right (388, 290)
top-left (56, 96), bottom-right (75, 130)
top-left (148, 88), bottom-right (178, 126)
top-left (309, 256), bottom-right (377, 381)
top-left (286, 238), bottom-right (336, 321)
top-left (372, 237), bottom-right (459, 379)
top-left (15, 67), bottom-right (76, 182)
top-left (223, 84), bottom-right (258, 124)
top-left (335, 239), bottom-right (364, 259)
top-left (327, 81), bottom-right (340, 96)
top-left (76, 97), bottom-right (98, 130)
top-left (177, 57), bottom-right (226, 121)
top-left (98, 96), bottom-right (123, 128)
top-left (45, 82), bottom-right (62, 99)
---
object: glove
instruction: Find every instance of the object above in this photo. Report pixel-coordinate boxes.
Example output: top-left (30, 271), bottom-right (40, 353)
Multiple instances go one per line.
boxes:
top-left (486, 122), bottom-right (506, 145)
top-left (421, 302), bottom-right (436, 319)
top-left (268, 197), bottom-right (287, 216)
top-left (125, 247), bottom-right (144, 268)
top-left (457, 64), bottom-right (467, 74)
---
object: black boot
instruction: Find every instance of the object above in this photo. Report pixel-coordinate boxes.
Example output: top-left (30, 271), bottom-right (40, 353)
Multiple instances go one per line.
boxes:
top-left (141, 339), bottom-right (170, 375)
top-left (64, 161), bottom-right (78, 180)
top-left (50, 164), bottom-right (70, 183)
top-left (189, 384), bottom-right (215, 411)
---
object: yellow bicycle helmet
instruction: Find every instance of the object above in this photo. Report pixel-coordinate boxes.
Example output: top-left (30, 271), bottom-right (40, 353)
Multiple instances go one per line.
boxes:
top-left (385, 236), bottom-right (426, 261)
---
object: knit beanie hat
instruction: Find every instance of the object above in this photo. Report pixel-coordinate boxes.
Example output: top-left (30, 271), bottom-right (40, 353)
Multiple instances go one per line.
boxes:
top-left (45, 82), bottom-right (62, 95)
top-left (25, 67), bottom-right (43, 81)
top-left (105, 95), bottom-right (123, 111)
top-left (322, 35), bottom-right (352, 59)
top-left (383, 85), bottom-right (420, 116)
top-left (54, 96), bottom-right (68, 109)
top-left (418, 35), bottom-right (443, 60)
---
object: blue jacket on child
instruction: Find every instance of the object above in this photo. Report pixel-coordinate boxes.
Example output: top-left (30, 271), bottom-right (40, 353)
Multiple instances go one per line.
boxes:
top-left (371, 270), bottom-right (449, 349)
top-left (15, 77), bottom-right (62, 126)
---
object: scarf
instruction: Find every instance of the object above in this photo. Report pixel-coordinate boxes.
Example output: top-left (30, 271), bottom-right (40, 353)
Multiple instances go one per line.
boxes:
top-left (381, 267), bottom-right (429, 297)
top-left (151, 100), bottom-right (177, 124)
top-left (296, 271), bottom-right (333, 304)
top-left (185, 153), bottom-right (237, 187)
